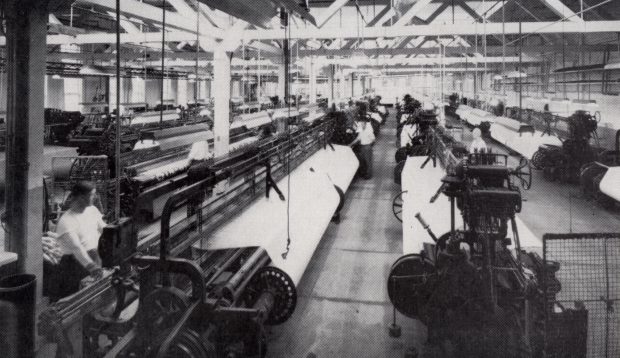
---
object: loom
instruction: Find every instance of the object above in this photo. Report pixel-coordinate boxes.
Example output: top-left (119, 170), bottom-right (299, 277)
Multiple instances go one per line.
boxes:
top-left (388, 130), bottom-right (586, 357)
top-left (39, 112), bottom-right (359, 357)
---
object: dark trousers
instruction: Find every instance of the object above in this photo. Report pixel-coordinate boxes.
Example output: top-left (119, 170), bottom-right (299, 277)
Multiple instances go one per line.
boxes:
top-left (47, 255), bottom-right (89, 302)
top-left (359, 144), bottom-right (373, 179)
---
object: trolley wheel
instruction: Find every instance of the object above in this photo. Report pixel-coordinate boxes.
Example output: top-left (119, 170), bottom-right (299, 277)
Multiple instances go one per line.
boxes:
top-left (392, 190), bottom-right (407, 222)
top-left (387, 254), bottom-right (436, 320)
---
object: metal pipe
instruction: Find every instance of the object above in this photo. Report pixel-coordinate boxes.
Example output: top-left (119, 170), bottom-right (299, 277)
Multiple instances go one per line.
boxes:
top-left (221, 248), bottom-right (269, 302)
top-left (115, 0), bottom-right (121, 220)
top-left (231, 254), bottom-right (270, 303)
top-left (160, 0), bottom-right (166, 128)
top-left (204, 248), bottom-right (247, 287)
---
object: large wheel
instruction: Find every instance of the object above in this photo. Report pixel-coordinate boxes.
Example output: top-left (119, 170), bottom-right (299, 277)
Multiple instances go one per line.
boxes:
top-left (387, 254), bottom-right (436, 319)
top-left (512, 157), bottom-right (532, 190)
top-left (157, 328), bottom-right (216, 358)
top-left (244, 267), bottom-right (297, 325)
top-left (138, 287), bottom-right (190, 335)
top-left (392, 190), bottom-right (407, 222)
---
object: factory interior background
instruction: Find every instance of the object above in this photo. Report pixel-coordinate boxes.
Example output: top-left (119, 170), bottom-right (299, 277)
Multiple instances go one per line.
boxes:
top-left (0, 0), bottom-right (619, 357)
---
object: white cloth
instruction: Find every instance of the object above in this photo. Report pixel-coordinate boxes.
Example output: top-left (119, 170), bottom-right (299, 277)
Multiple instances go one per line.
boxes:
top-left (369, 112), bottom-right (383, 124)
top-left (355, 121), bottom-right (375, 145)
top-left (56, 206), bottom-right (105, 255)
top-left (469, 138), bottom-right (488, 153)
top-left (188, 141), bottom-right (213, 161)
top-left (133, 139), bottom-right (160, 150)
top-left (400, 124), bottom-right (417, 147)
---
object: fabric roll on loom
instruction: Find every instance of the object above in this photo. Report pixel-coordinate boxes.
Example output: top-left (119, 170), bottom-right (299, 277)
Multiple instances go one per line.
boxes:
top-left (196, 145), bottom-right (359, 285)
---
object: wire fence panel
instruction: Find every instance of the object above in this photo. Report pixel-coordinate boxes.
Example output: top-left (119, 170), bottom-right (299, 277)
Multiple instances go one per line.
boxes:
top-left (543, 233), bottom-right (620, 358)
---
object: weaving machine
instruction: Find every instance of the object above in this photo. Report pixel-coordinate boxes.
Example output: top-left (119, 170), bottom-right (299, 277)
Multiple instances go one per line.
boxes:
top-left (119, 109), bottom-right (285, 219)
top-left (38, 111), bottom-right (355, 358)
top-left (387, 131), bottom-right (587, 357)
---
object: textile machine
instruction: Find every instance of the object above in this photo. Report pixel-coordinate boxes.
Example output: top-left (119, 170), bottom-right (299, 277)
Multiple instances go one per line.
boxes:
top-left (39, 111), bottom-right (358, 358)
top-left (388, 131), bottom-right (587, 357)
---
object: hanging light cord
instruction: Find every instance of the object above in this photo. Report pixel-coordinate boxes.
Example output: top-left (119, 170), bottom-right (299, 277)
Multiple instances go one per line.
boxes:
top-left (283, 11), bottom-right (292, 259)
top-left (159, 0), bottom-right (166, 128)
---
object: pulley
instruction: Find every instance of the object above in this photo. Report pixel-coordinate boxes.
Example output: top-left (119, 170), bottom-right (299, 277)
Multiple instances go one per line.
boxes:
top-left (137, 287), bottom-right (190, 338)
top-left (243, 266), bottom-right (297, 325)
top-left (387, 254), bottom-right (436, 320)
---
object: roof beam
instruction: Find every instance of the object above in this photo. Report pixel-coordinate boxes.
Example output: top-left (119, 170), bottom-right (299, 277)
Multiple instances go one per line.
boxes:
top-left (321, 56), bottom-right (539, 66)
top-left (315, 0), bottom-right (350, 28)
top-left (76, 0), bottom-right (223, 38)
top-left (394, 0), bottom-right (434, 26)
top-left (539, 0), bottom-right (584, 22)
top-left (0, 31), bottom-right (216, 46)
top-left (242, 21), bottom-right (620, 40)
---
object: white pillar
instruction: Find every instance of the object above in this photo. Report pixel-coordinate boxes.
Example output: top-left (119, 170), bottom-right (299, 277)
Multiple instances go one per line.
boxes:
top-left (328, 64), bottom-right (334, 105)
top-left (339, 69), bottom-right (346, 100)
top-left (213, 48), bottom-right (230, 156)
top-left (309, 56), bottom-right (317, 105)
top-left (277, 64), bottom-right (286, 103)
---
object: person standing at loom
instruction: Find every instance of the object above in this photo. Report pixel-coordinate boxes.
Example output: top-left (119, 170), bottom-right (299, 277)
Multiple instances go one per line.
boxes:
top-left (349, 102), bottom-right (376, 180)
top-left (51, 181), bottom-right (105, 301)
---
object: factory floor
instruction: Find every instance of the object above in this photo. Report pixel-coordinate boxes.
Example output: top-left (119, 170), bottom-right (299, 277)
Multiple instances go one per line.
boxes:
top-left (266, 114), bottom-right (424, 357)
top-left (265, 112), bottom-right (620, 358)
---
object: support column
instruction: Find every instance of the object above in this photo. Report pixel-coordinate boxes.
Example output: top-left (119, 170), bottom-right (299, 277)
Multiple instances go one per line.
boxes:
top-left (309, 56), bottom-right (317, 105)
top-left (213, 48), bottom-right (231, 157)
top-left (339, 69), bottom-right (346, 101)
top-left (277, 63), bottom-right (286, 104)
top-left (328, 64), bottom-right (334, 105)
top-left (361, 76), bottom-right (366, 96)
top-left (350, 72), bottom-right (355, 98)
top-left (5, 0), bottom-right (46, 283)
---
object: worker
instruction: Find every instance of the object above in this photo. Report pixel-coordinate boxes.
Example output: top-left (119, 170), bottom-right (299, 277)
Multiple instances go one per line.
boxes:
top-left (53, 181), bottom-right (105, 301)
top-left (469, 127), bottom-right (488, 153)
top-left (349, 103), bottom-right (376, 179)
top-left (400, 115), bottom-right (417, 148)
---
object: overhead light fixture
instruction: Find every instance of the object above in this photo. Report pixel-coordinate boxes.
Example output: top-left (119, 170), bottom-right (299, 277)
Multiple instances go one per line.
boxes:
top-left (504, 70), bottom-right (527, 78)
top-left (52, 74), bottom-right (62, 80)
top-left (604, 59), bottom-right (620, 70)
top-left (79, 64), bottom-right (112, 76)
top-left (306, 38), bottom-right (322, 50)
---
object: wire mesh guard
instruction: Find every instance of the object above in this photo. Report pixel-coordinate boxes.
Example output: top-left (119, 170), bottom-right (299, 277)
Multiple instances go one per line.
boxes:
top-left (543, 233), bottom-right (620, 358)
top-left (50, 156), bottom-right (110, 217)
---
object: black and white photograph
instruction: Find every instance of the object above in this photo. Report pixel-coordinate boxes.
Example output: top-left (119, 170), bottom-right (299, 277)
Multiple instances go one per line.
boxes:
top-left (0, 0), bottom-right (619, 357)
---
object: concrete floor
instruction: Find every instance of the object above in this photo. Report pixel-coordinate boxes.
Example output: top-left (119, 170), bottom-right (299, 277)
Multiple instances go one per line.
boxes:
top-left (265, 112), bottom-right (620, 358)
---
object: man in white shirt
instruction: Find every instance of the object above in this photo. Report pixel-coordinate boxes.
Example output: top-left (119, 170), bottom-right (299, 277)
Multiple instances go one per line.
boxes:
top-left (469, 127), bottom-right (488, 153)
top-left (349, 109), bottom-right (376, 179)
top-left (53, 181), bottom-right (105, 301)
top-left (400, 116), bottom-right (418, 148)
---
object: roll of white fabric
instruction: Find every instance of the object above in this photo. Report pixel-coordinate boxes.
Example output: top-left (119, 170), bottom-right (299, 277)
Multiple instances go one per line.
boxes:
top-left (200, 146), bottom-right (358, 285)
top-left (599, 167), bottom-right (620, 202)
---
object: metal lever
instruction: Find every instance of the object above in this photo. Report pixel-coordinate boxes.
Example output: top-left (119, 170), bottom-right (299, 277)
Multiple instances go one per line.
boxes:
top-left (429, 183), bottom-right (445, 203)
top-left (414, 212), bottom-right (439, 243)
